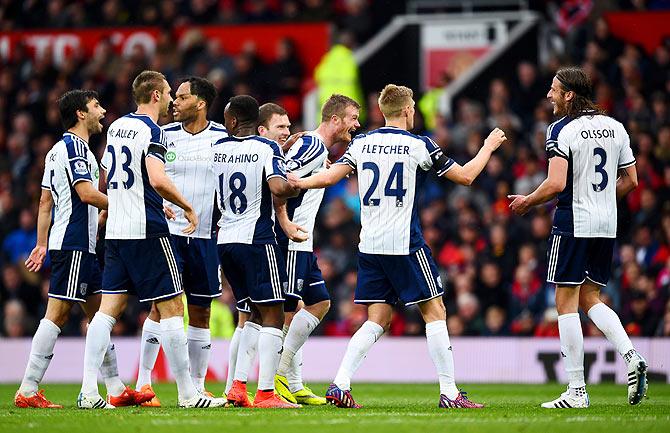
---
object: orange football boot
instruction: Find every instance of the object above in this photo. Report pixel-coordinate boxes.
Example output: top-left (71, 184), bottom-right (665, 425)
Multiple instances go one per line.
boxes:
top-left (14, 390), bottom-right (63, 408)
top-left (139, 384), bottom-right (162, 407)
top-left (253, 390), bottom-right (301, 408)
top-left (107, 385), bottom-right (155, 407)
top-left (227, 380), bottom-right (252, 407)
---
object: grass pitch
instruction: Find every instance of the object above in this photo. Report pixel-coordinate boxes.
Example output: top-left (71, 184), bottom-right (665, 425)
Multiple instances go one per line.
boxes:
top-left (1, 383), bottom-right (669, 433)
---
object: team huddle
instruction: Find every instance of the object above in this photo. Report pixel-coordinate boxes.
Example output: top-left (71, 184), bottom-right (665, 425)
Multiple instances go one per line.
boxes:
top-left (15, 66), bottom-right (648, 410)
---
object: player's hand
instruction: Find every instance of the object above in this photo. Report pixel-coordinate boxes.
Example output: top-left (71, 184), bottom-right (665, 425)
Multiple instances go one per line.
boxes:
top-left (484, 128), bottom-right (507, 151)
top-left (508, 194), bottom-right (531, 215)
top-left (287, 172), bottom-right (302, 189)
top-left (25, 245), bottom-right (47, 272)
top-left (182, 207), bottom-right (198, 235)
top-left (164, 205), bottom-right (176, 221)
top-left (285, 222), bottom-right (309, 243)
top-left (282, 132), bottom-right (306, 153)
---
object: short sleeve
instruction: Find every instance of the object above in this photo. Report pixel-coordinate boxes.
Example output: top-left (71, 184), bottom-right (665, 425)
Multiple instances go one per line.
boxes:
top-left (546, 118), bottom-right (570, 160)
top-left (41, 155), bottom-right (51, 190)
top-left (64, 138), bottom-right (92, 185)
top-left (286, 136), bottom-right (327, 177)
top-left (264, 141), bottom-right (287, 181)
top-left (100, 146), bottom-right (109, 170)
top-left (335, 137), bottom-right (360, 169)
top-left (420, 136), bottom-right (454, 175)
top-left (147, 127), bottom-right (168, 163)
top-left (618, 129), bottom-right (636, 169)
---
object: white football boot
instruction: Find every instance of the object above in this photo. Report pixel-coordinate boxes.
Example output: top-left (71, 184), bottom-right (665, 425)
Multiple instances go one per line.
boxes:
top-left (626, 351), bottom-right (648, 405)
top-left (77, 392), bottom-right (115, 409)
top-left (541, 387), bottom-right (589, 409)
top-left (178, 392), bottom-right (228, 408)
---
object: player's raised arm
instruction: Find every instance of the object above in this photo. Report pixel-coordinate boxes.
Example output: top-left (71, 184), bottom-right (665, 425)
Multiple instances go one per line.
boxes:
top-left (288, 163), bottom-right (353, 190)
top-left (443, 128), bottom-right (507, 186)
top-left (146, 157), bottom-right (198, 234)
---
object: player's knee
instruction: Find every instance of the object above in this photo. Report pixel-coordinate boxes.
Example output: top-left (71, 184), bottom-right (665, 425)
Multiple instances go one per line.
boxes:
top-left (306, 299), bottom-right (330, 320)
top-left (155, 295), bottom-right (184, 319)
top-left (188, 305), bottom-right (211, 328)
top-left (44, 312), bottom-right (68, 329)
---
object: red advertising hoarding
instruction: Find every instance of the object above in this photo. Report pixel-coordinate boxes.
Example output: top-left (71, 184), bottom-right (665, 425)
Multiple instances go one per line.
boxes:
top-left (0, 23), bottom-right (330, 74)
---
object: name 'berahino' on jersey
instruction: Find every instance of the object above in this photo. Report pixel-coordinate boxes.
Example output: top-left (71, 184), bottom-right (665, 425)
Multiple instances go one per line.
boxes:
top-left (277, 132), bottom-right (327, 252)
top-left (102, 113), bottom-right (170, 240)
top-left (546, 113), bottom-right (635, 238)
top-left (162, 121), bottom-right (227, 239)
top-left (42, 132), bottom-right (101, 253)
top-left (336, 126), bottom-right (455, 255)
top-left (212, 135), bottom-right (287, 245)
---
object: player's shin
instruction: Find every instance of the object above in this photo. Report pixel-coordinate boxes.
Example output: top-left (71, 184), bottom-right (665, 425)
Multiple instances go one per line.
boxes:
top-left (233, 321), bottom-right (261, 382)
top-left (160, 316), bottom-right (198, 400)
top-left (333, 320), bottom-right (384, 391)
top-left (587, 303), bottom-right (635, 360)
top-left (136, 318), bottom-right (161, 389)
top-left (426, 320), bottom-right (459, 399)
top-left (258, 327), bottom-right (284, 391)
top-left (558, 313), bottom-right (586, 391)
top-left (19, 319), bottom-right (61, 396)
top-left (225, 326), bottom-right (242, 394)
top-left (287, 348), bottom-right (304, 393)
top-left (277, 308), bottom-right (320, 377)
top-left (81, 312), bottom-right (115, 396)
top-left (101, 343), bottom-right (125, 396)
top-left (187, 325), bottom-right (211, 393)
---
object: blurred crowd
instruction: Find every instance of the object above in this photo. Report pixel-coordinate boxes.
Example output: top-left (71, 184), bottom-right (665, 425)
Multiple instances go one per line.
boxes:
top-left (1, 1), bottom-right (669, 339)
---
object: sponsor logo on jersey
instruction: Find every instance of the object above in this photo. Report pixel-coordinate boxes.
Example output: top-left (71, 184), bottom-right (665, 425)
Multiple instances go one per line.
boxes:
top-left (94, 168), bottom-right (100, 179)
top-left (166, 151), bottom-right (177, 162)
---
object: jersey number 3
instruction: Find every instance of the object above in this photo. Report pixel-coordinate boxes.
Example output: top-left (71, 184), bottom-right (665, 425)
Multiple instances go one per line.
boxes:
top-left (362, 162), bottom-right (406, 207)
top-left (107, 145), bottom-right (135, 190)
top-left (592, 147), bottom-right (608, 192)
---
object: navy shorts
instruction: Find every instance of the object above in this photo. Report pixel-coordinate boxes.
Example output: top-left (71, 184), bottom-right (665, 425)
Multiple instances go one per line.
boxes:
top-left (172, 235), bottom-right (221, 307)
top-left (49, 250), bottom-right (102, 302)
top-left (102, 237), bottom-right (183, 302)
top-left (355, 245), bottom-right (444, 306)
top-left (546, 234), bottom-right (615, 286)
top-left (218, 243), bottom-right (286, 307)
top-left (283, 249), bottom-right (329, 311)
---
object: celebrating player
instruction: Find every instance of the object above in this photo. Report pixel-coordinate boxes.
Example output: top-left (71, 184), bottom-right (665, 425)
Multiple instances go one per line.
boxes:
top-left (258, 98), bottom-right (361, 406)
top-left (135, 77), bottom-right (227, 406)
top-left (221, 103), bottom-right (309, 401)
top-left (509, 66), bottom-right (647, 408)
top-left (288, 84), bottom-right (506, 409)
top-left (78, 71), bottom-right (226, 409)
top-left (213, 95), bottom-right (300, 408)
top-left (15, 90), bottom-right (132, 408)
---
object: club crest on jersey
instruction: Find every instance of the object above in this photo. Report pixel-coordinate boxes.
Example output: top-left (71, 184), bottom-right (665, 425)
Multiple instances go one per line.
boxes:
top-left (166, 151), bottom-right (177, 162)
top-left (74, 160), bottom-right (88, 175)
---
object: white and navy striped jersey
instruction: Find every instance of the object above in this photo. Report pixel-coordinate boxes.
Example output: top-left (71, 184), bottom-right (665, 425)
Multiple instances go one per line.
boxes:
top-left (212, 135), bottom-right (287, 245)
top-left (546, 113), bottom-right (635, 238)
top-left (336, 126), bottom-right (455, 255)
top-left (41, 132), bottom-right (100, 254)
top-left (276, 132), bottom-right (328, 252)
top-left (101, 113), bottom-right (169, 239)
top-left (162, 121), bottom-right (227, 239)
